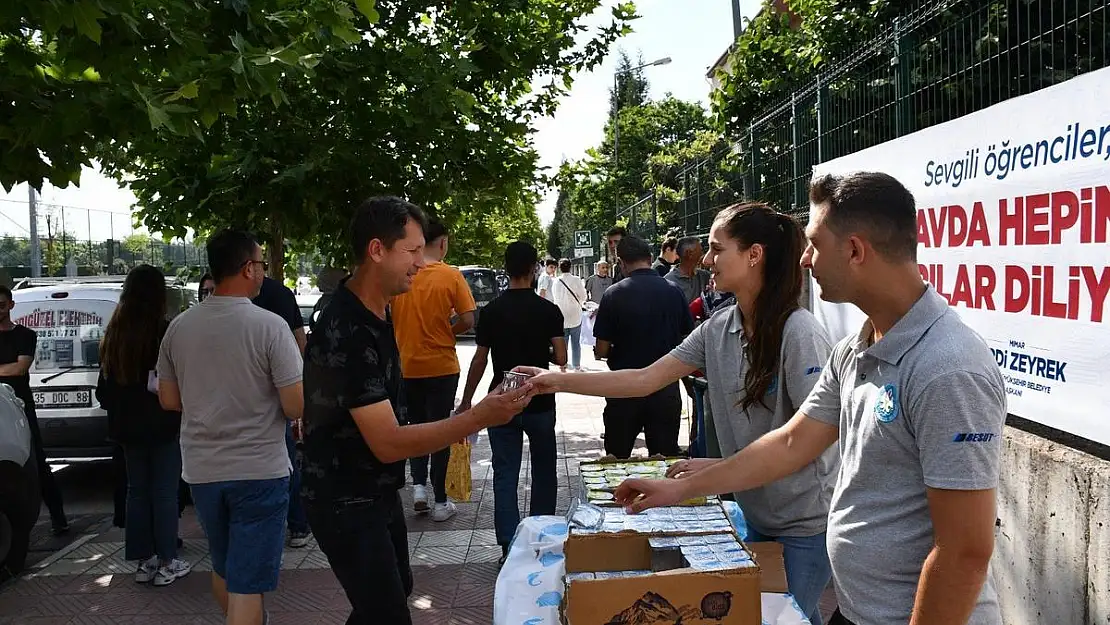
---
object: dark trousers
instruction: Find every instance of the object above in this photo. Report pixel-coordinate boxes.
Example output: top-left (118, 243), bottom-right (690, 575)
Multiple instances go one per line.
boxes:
top-left (829, 609), bottom-right (856, 625)
top-left (24, 404), bottom-right (66, 527)
top-left (307, 495), bottom-right (413, 625)
top-left (487, 410), bottom-right (558, 546)
top-left (285, 423), bottom-right (308, 533)
top-left (113, 445), bottom-right (190, 528)
top-left (123, 441), bottom-right (181, 561)
top-left (602, 384), bottom-right (682, 458)
top-left (405, 374), bottom-right (459, 503)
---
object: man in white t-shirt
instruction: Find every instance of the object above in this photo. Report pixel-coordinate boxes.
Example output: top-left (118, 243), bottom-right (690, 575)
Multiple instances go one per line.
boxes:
top-left (551, 258), bottom-right (587, 371)
top-left (536, 258), bottom-right (557, 302)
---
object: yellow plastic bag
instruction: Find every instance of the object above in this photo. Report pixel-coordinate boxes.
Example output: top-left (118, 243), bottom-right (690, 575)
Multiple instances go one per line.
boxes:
top-left (445, 440), bottom-right (472, 502)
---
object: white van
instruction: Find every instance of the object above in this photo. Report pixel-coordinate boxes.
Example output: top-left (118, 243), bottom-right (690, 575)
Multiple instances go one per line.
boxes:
top-left (11, 277), bottom-right (191, 460)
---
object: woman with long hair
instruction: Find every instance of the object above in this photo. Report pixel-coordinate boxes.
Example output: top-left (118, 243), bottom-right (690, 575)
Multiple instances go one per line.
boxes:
top-left (516, 203), bottom-right (837, 623)
top-left (97, 265), bottom-right (191, 586)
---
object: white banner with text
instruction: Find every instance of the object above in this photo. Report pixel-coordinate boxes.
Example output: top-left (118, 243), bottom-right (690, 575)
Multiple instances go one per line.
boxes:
top-left (810, 66), bottom-right (1110, 446)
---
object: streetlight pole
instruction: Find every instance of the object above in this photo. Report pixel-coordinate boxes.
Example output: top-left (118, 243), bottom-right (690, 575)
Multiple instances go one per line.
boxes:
top-left (611, 56), bottom-right (671, 235)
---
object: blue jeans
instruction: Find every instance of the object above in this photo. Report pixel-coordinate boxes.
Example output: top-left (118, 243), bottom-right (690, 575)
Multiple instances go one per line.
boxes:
top-left (487, 410), bottom-right (558, 546)
top-left (286, 423), bottom-right (308, 534)
top-left (123, 440), bottom-right (181, 562)
top-left (745, 526), bottom-right (832, 625)
top-left (191, 477), bottom-right (289, 595)
top-left (563, 324), bottom-right (582, 369)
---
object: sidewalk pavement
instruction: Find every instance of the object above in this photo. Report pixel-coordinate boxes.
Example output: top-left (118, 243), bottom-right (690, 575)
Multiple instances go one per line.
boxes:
top-left (0, 385), bottom-right (836, 624)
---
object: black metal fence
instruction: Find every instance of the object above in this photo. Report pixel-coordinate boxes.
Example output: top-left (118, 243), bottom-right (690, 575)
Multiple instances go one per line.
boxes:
top-left (620, 0), bottom-right (1109, 241)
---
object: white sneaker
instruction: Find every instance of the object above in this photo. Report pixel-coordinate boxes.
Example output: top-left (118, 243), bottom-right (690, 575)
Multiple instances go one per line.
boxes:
top-left (413, 484), bottom-right (429, 513)
top-left (152, 559), bottom-right (192, 587)
top-left (431, 501), bottom-right (458, 522)
top-left (135, 556), bottom-right (159, 584)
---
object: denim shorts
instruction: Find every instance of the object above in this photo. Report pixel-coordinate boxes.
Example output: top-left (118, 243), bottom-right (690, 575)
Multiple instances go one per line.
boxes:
top-left (190, 477), bottom-right (289, 594)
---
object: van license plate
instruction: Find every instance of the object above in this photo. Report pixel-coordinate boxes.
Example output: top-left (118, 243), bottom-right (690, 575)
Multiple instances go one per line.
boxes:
top-left (33, 388), bottom-right (93, 409)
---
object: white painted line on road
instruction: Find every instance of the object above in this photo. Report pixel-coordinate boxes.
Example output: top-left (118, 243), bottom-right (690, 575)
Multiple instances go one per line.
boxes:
top-left (31, 532), bottom-right (95, 570)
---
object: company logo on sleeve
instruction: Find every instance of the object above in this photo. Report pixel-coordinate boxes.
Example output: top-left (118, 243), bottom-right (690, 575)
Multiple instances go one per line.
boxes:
top-left (952, 432), bottom-right (997, 442)
top-left (804, 366), bottom-right (822, 376)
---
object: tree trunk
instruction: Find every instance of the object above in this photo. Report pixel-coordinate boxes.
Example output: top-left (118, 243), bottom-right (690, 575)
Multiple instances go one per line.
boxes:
top-left (268, 217), bottom-right (284, 283)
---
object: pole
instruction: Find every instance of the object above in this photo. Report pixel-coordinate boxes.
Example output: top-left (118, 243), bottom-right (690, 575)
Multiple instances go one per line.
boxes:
top-left (28, 187), bottom-right (41, 277)
top-left (731, 0), bottom-right (743, 39)
top-left (61, 208), bottom-right (67, 265)
top-left (612, 72), bottom-right (620, 230)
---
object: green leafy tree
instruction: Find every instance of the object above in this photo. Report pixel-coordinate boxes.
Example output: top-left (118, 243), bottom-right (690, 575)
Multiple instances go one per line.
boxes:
top-left (0, 236), bottom-right (31, 268)
top-left (100, 0), bottom-right (636, 277)
top-left (713, 1), bottom-right (1107, 214)
top-left (545, 188), bottom-right (577, 259)
top-left (609, 49), bottom-right (650, 119)
top-left (1, 0), bottom-right (374, 193)
top-left (559, 95), bottom-right (711, 233)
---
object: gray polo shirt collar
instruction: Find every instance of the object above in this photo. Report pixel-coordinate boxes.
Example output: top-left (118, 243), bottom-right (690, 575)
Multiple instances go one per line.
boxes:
top-left (853, 285), bottom-right (948, 366)
top-left (725, 306), bottom-right (744, 336)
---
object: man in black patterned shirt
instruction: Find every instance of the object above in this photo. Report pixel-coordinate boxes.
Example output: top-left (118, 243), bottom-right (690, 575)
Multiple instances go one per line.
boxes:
top-left (300, 196), bottom-right (535, 625)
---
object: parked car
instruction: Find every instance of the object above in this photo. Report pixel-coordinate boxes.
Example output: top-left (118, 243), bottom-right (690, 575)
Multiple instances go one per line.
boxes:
top-left (296, 294), bottom-right (321, 333)
top-left (456, 266), bottom-right (502, 337)
top-left (0, 383), bottom-right (41, 579)
top-left (11, 277), bottom-right (189, 459)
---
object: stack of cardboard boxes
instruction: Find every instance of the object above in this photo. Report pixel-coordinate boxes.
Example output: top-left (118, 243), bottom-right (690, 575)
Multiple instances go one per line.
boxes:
top-left (561, 458), bottom-right (787, 625)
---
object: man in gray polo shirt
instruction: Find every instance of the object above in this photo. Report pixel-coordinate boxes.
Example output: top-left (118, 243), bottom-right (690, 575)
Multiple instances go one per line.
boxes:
top-left (664, 236), bottom-right (710, 304)
top-left (614, 172), bottom-right (1005, 625)
top-left (159, 229), bottom-right (304, 625)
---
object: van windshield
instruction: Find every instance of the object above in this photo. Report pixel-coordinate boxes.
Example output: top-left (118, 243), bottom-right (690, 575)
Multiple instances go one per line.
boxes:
top-left (14, 300), bottom-right (117, 371)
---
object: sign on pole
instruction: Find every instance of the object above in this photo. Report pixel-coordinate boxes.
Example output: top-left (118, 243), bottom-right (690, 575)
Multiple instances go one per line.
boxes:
top-left (573, 230), bottom-right (593, 248)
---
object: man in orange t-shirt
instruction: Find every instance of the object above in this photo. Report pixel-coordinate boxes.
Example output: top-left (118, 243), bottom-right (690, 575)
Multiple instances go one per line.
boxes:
top-left (391, 218), bottom-right (477, 521)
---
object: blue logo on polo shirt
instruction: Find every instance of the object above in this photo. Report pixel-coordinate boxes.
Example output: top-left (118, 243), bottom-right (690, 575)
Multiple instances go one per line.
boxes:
top-left (874, 384), bottom-right (899, 423)
top-left (766, 375), bottom-right (778, 395)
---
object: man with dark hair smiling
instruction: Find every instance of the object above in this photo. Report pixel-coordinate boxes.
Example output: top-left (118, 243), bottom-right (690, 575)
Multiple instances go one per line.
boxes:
top-left (159, 229), bottom-right (304, 625)
top-left (606, 172), bottom-right (1005, 625)
top-left (300, 196), bottom-right (535, 625)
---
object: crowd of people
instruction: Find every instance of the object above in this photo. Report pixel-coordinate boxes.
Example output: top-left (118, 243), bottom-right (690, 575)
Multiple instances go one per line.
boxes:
top-left (0, 171), bottom-right (1007, 625)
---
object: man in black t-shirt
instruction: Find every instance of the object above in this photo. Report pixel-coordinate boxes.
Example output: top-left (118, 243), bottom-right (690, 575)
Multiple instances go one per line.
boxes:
top-left (0, 285), bottom-right (69, 534)
top-left (252, 275), bottom-right (311, 548)
top-left (253, 276), bottom-right (306, 354)
top-left (457, 242), bottom-right (567, 561)
top-left (300, 197), bottom-right (536, 625)
top-left (593, 236), bottom-right (692, 458)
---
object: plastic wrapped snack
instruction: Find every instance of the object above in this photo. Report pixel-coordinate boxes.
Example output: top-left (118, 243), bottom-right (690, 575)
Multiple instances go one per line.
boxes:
top-left (568, 498), bottom-right (606, 531)
top-left (501, 370), bottom-right (532, 391)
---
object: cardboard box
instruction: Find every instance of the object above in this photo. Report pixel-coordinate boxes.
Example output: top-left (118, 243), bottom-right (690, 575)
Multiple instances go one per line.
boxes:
top-left (562, 531), bottom-right (763, 625)
top-left (747, 541), bottom-right (787, 593)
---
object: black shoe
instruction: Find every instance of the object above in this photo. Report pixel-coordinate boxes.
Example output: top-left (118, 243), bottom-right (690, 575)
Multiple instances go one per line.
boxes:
top-left (177, 537), bottom-right (184, 549)
top-left (51, 522), bottom-right (70, 536)
top-left (498, 545), bottom-right (509, 567)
